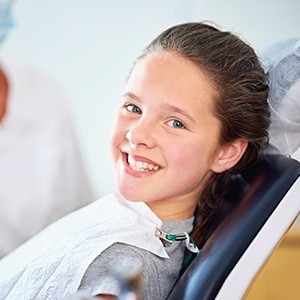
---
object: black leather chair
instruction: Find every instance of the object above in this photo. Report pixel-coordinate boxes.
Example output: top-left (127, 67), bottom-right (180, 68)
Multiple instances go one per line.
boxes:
top-left (168, 154), bottom-right (300, 300)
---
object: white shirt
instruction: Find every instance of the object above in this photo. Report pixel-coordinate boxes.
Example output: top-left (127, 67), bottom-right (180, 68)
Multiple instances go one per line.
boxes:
top-left (0, 60), bottom-right (94, 256)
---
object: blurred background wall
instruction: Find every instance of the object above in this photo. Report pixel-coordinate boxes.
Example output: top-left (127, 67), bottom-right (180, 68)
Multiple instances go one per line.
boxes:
top-left (2, 0), bottom-right (299, 197)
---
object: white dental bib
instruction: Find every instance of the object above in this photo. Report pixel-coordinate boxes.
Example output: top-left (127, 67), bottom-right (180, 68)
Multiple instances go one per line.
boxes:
top-left (0, 194), bottom-right (168, 299)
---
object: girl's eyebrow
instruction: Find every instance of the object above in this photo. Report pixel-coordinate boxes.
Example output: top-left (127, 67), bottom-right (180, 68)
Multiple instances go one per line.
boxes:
top-left (123, 92), bottom-right (195, 123)
top-left (123, 92), bottom-right (141, 102)
top-left (161, 103), bottom-right (196, 124)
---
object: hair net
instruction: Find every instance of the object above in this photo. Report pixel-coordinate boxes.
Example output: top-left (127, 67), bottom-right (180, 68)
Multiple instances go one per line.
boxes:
top-left (262, 38), bottom-right (300, 156)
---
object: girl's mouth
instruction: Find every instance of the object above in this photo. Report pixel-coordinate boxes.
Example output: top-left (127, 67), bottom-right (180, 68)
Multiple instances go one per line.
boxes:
top-left (124, 152), bottom-right (160, 172)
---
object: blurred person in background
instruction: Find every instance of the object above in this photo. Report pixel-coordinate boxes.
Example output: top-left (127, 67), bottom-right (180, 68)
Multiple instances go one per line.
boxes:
top-left (0, 0), bottom-right (94, 257)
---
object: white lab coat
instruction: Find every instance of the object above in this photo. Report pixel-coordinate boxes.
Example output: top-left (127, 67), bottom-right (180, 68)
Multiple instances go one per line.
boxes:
top-left (0, 59), bottom-right (95, 256)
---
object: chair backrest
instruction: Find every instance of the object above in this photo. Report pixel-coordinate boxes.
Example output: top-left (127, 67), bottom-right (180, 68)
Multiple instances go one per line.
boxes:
top-left (168, 154), bottom-right (300, 300)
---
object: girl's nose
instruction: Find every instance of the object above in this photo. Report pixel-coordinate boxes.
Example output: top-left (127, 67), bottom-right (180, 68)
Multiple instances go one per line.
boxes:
top-left (125, 121), bottom-right (156, 149)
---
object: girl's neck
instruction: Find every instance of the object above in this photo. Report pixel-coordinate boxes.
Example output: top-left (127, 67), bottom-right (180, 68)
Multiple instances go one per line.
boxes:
top-left (146, 197), bottom-right (198, 221)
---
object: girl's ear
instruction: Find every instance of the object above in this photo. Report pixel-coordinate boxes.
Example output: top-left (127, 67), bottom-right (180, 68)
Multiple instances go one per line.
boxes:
top-left (211, 140), bottom-right (248, 173)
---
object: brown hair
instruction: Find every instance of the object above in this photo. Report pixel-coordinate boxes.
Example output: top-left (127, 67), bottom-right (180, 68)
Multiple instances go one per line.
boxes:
top-left (139, 22), bottom-right (270, 246)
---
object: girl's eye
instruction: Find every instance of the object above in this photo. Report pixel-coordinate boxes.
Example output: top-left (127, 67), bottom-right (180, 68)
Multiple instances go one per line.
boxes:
top-left (125, 104), bottom-right (142, 114)
top-left (167, 119), bottom-right (186, 129)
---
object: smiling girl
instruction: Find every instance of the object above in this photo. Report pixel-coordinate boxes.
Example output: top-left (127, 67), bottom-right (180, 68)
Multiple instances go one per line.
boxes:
top-left (0, 22), bottom-right (270, 300)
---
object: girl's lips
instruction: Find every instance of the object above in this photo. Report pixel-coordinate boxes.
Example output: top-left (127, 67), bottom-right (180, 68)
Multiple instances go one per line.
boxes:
top-left (120, 149), bottom-right (162, 167)
top-left (125, 151), bottom-right (161, 167)
top-left (121, 152), bottom-right (161, 178)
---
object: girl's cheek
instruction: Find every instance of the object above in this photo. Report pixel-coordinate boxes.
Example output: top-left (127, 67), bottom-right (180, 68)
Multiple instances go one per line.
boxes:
top-left (110, 115), bottom-right (128, 147)
top-left (162, 139), bottom-right (192, 165)
top-left (110, 113), bottom-right (122, 135)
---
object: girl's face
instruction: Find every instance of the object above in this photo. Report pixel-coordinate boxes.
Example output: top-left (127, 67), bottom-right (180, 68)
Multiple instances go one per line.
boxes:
top-left (110, 52), bottom-right (223, 220)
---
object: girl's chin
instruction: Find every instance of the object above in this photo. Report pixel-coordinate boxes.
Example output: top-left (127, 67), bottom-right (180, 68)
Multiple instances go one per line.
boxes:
top-left (117, 189), bottom-right (143, 202)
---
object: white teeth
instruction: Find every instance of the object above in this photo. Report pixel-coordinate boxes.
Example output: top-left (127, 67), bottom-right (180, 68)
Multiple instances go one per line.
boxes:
top-left (136, 161), bottom-right (144, 169)
top-left (127, 154), bottom-right (159, 172)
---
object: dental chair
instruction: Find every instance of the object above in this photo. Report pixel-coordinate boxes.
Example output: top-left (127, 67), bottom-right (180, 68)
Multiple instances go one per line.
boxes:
top-left (167, 154), bottom-right (300, 300)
